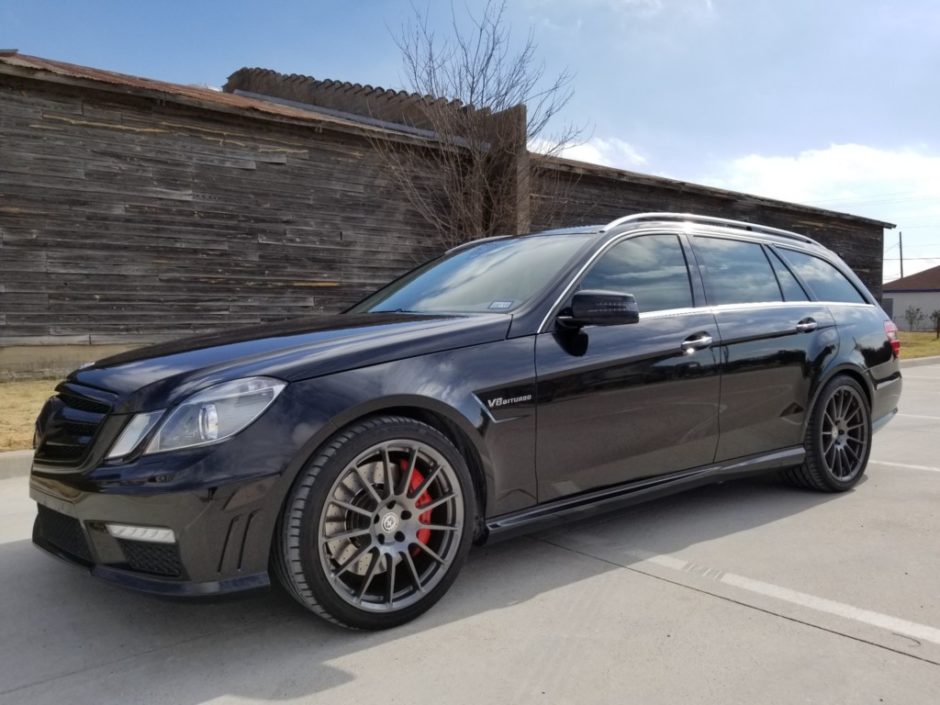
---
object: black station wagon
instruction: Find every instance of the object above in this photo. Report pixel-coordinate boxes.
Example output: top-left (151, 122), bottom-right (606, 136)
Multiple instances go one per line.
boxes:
top-left (30, 212), bottom-right (902, 629)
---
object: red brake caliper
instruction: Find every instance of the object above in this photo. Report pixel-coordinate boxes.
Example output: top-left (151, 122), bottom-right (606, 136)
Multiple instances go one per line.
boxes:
top-left (401, 459), bottom-right (432, 546)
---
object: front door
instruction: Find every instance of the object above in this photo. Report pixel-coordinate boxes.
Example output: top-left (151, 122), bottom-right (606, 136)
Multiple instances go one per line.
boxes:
top-left (535, 233), bottom-right (721, 502)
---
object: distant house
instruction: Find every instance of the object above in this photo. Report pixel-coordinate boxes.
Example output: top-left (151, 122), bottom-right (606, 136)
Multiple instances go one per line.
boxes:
top-left (883, 264), bottom-right (940, 330)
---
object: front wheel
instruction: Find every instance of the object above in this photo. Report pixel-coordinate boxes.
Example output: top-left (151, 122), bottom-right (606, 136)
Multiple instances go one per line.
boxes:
top-left (784, 375), bottom-right (872, 492)
top-left (274, 416), bottom-right (475, 629)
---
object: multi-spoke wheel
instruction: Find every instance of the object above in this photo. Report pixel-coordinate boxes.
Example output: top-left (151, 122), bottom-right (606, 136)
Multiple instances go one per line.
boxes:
top-left (274, 415), bottom-right (475, 629)
top-left (783, 375), bottom-right (872, 492)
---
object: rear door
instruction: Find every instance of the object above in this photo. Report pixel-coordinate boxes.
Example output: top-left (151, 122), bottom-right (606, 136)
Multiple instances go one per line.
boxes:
top-left (535, 232), bottom-right (721, 501)
top-left (690, 235), bottom-right (837, 461)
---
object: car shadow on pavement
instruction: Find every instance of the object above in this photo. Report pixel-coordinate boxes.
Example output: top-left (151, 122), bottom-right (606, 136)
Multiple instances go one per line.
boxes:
top-left (0, 474), bottom-right (849, 705)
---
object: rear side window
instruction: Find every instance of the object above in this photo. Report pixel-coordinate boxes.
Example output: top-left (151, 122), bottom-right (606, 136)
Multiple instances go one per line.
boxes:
top-left (693, 237), bottom-right (782, 305)
top-left (777, 249), bottom-right (867, 304)
top-left (767, 248), bottom-right (809, 301)
top-left (579, 234), bottom-right (693, 313)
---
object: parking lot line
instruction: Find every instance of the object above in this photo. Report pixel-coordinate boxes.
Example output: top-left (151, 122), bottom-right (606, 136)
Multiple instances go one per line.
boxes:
top-left (869, 459), bottom-right (940, 473)
top-left (897, 413), bottom-right (940, 421)
top-left (634, 551), bottom-right (940, 648)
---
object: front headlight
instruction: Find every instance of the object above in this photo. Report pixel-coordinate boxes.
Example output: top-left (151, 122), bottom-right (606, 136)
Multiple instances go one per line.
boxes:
top-left (146, 377), bottom-right (286, 454)
top-left (105, 377), bottom-right (286, 459)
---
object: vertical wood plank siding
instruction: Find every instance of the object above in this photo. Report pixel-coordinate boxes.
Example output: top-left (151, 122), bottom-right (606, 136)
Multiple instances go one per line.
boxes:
top-left (0, 78), bottom-right (441, 345)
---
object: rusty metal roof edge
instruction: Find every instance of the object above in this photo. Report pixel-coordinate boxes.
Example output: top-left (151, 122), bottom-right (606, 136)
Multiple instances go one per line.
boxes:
top-left (533, 154), bottom-right (896, 230)
top-left (0, 53), bottom-right (426, 143)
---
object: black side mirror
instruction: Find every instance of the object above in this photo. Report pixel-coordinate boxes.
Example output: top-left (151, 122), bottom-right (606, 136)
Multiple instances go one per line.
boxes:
top-left (558, 290), bottom-right (640, 329)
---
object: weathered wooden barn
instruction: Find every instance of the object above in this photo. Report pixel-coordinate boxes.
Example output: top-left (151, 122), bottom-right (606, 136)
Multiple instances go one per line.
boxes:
top-left (0, 52), bottom-right (893, 376)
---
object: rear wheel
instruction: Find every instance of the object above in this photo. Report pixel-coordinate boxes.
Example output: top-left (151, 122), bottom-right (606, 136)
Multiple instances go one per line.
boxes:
top-left (274, 416), bottom-right (475, 629)
top-left (783, 375), bottom-right (871, 492)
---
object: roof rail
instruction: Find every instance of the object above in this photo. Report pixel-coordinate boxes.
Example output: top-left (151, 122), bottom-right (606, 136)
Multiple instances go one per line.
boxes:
top-left (600, 212), bottom-right (819, 245)
top-left (445, 235), bottom-right (510, 255)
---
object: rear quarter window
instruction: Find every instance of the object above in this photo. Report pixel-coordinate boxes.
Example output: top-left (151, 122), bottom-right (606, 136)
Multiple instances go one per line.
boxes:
top-left (777, 249), bottom-right (867, 304)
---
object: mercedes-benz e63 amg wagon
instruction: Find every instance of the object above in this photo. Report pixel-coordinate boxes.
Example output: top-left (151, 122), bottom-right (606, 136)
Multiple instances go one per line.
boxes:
top-left (30, 212), bottom-right (902, 629)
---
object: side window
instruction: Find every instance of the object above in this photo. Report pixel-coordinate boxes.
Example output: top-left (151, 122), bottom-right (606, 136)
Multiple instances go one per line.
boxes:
top-left (767, 248), bottom-right (809, 301)
top-left (777, 249), bottom-right (867, 304)
top-left (579, 234), bottom-right (693, 313)
top-left (693, 237), bottom-right (782, 305)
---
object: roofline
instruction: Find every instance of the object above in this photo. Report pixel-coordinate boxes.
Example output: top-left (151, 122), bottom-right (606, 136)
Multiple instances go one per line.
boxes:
top-left (0, 54), bottom-right (431, 147)
top-left (532, 154), bottom-right (896, 230)
top-left (882, 288), bottom-right (940, 293)
top-left (0, 52), bottom-right (902, 233)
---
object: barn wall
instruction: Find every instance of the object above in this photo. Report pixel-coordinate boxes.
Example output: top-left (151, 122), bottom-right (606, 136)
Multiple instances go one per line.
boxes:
top-left (531, 166), bottom-right (886, 300)
top-left (0, 76), bottom-right (442, 347)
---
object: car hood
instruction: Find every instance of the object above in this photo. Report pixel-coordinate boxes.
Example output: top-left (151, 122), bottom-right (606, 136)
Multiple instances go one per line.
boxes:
top-left (69, 312), bottom-right (511, 413)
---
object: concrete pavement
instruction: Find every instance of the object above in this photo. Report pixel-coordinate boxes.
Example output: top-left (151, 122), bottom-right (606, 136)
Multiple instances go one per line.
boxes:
top-left (1, 363), bottom-right (939, 704)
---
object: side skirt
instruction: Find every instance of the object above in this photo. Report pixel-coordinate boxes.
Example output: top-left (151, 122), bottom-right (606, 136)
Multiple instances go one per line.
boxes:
top-left (484, 446), bottom-right (805, 542)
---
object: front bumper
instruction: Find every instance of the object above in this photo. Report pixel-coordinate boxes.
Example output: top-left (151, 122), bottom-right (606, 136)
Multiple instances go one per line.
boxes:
top-left (30, 467), bottom-right (280, 596)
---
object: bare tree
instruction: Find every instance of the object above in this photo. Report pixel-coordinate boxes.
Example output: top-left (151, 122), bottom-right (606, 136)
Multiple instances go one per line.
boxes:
top-left (904, 305), bottom-right (925, 331)
top-left (373, 0), bottom-right (581, 250)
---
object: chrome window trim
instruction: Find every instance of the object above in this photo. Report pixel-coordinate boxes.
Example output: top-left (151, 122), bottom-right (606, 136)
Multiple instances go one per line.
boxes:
top-left (639, 300), bottom-right (875, 321)
top-left (638, 306), bottom-right (707, 321)
top-left (538, 227), bottom-right (876, 333)
top-left (537, 227), bottom-right (689, 333)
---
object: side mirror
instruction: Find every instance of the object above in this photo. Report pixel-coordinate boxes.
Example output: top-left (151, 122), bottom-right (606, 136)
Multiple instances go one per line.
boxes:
top-left (558, 290), bottom-right (640, 328)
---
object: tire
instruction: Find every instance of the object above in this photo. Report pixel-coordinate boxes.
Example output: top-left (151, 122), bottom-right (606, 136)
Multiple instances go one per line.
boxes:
top-left (783, 375), bottom-right (872, 492)
top-left (274, 415), bottom-right (476, 629)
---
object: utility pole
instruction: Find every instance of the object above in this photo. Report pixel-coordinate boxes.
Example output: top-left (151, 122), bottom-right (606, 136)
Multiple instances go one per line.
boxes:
top-left (899, 230), bottom-right (904, 278)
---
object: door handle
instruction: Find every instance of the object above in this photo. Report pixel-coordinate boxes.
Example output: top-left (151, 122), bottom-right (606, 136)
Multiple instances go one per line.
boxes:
top-left (796, 317), bottom-right (817, 333)
top-left (681, 332), bottom-right (713, 354)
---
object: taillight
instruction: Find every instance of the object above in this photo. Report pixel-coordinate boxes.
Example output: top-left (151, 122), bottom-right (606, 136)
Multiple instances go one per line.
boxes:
top-left (884, 320), bottom-right (900, 358)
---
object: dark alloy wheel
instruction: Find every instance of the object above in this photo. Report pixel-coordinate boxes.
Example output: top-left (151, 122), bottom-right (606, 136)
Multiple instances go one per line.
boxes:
top-left (784, 375), bottom-right (872, 492)
top-left (274, 416), bottom-right (475, 629)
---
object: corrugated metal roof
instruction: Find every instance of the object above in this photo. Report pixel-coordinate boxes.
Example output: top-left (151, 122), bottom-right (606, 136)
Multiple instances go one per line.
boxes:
top-left (223, 67), bottom-right (485, 133)
top-left (0, 53), bottom-right (387, 135)
top-left (884, 264), bottom-right (940, 291)
top-left (226, 67), bottom-right (467, 111)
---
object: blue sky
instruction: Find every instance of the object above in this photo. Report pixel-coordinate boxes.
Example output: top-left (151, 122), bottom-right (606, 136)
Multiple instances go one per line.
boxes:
top-left (2, 0), bottom-right (938, 280)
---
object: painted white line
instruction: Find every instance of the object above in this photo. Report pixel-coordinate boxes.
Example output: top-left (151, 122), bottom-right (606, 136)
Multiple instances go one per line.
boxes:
top-left (896, 413), bottom-right (940, 421)
top-left (635, 552), bottom-right (940, 647)
top-left (869, 459), bottom-right (940, 473)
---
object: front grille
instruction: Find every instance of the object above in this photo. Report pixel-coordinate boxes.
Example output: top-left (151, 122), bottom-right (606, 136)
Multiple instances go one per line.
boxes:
top-left (57, 392), bottom-right (111, 414)
top-left (33, 384), bottom-right (115, 467)
top-left (118, 540), bottom-right (183, 578)
top-left (35, 505), bottom-right (93, 563)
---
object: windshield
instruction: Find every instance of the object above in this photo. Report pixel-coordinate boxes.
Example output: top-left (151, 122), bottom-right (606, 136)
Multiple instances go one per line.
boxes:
top-left (349, 234), bottom-right (593, 314)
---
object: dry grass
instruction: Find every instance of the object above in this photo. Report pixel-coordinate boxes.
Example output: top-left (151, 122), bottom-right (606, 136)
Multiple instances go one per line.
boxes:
top-left (0, 379), bottom-right (57, 451)
top-left (899, 331), bottom-right (940, 360)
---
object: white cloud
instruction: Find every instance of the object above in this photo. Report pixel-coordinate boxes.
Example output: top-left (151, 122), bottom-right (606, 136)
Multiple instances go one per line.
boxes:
top-left (599, 0), bottom-right (714, 17)
top-left (552, 137), bottom-right (649, 170)
top-left (700, 144), bottom-right (940, 280)
top-left (531, 0), bottom-right (714, 23)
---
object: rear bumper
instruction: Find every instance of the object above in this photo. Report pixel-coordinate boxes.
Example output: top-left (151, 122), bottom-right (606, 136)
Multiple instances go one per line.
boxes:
top-left (871, 408), bottom-right (898, 434)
